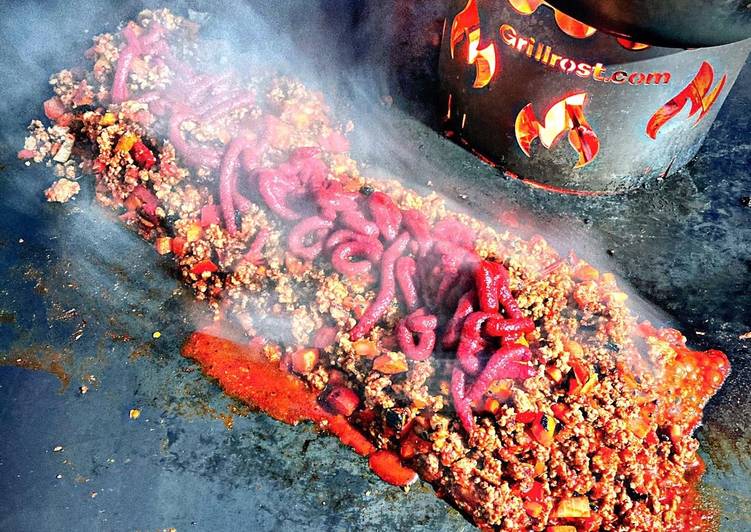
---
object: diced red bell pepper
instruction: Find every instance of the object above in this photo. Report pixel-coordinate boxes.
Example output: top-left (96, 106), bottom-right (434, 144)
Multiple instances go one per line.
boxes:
top-left (92, 159), bottom-right (106, 173)
top-left (355, 407), bottom-right (377, 425)
top-left (523, 480), bottom-right (545, 501)
top-left (131, 140), bottom-right (156, 169)
top-left (190, 259), bottom-right (218, 276)
top-left (170, 236), bottom-right (186, 257)
top-left (551, 403), bottom-right (570, 422)
top-left (516, 411), bottom-right (537, 424)
top-left (322, 385), bottom-right (360, 417)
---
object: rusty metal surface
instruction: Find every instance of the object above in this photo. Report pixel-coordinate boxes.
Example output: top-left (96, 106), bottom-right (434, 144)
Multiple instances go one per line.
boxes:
top-left (1, 1), bottom-right (750, 531)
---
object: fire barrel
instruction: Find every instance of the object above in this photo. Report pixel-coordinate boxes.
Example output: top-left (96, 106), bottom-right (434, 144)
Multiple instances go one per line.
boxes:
top-left (439, 0), bottom-right (751, 193)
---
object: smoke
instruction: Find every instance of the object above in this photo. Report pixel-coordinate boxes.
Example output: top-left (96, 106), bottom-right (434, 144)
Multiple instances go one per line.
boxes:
top-left (0, 0), bottom-right (679, 380)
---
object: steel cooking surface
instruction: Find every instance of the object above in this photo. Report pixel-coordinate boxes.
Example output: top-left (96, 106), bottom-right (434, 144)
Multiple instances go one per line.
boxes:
top-left (1, 1), bottom-right (750, 530)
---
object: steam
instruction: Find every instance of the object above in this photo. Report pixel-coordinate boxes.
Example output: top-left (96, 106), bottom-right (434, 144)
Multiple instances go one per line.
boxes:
top-left (0, 0), bottom-right (677, 376)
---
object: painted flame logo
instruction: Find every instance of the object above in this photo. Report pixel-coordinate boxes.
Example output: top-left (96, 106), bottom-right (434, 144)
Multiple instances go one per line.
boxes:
top-left (509, 0), bottom-right (596, 39)
top-left (646, 61), bottom-right (727, 139)
top-left (515, 92), bottom-right (600, 168)
top-left (508, 0), bottom-right (646, 47)
top-left (450, 0), bottom-right (497, 88)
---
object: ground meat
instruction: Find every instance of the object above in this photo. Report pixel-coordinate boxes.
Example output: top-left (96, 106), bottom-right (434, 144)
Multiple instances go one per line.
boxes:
top-left (21, 8), bottom-right (729, 532)
top-left (44, 178), bottom-right (80, 203)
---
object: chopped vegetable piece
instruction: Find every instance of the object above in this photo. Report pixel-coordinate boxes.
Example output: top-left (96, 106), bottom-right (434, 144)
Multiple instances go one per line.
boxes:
top-left (568, 359), bottom-right (592, 395)
top-left (607, 291), bottom-right (629, 304)
top-left (190, 259), bottom-right (218, 275)
top-left (524, 480), bottom-right (545, 501)
top-left (553, 496), bottom-right (590, 518)
top-left (483, 397), bottom-right (501, 414)
top-left (573, 263), bottom-right (599, 281)
top-left (628, 416), bottom-right (652, 439)
top-left (488, 378), bottom-right (513, 401)
top-left (563, 340), bottom-right (584, 357)
top-left (352, 339), bottom-right (379, 358)
top-left (170, 236), bottom-right (186, 257)
top-left (524, 500), bottom-right (544, 518)
top-left (185, 223), bottom-right (202, 243)
top-left (155, 236), bottom-right (172, 255)
top-left (516, 411), bottom-right (537, 424)
top-left (372, 352), bottom-right (408, 374)
top-left (546, 364), bottom-right (563, 383)
top-left (551, 403), bottom-right (570, 421)
top-left (322, 385), bottom-right (360, 417)
top-left (99, 112), bottom-right (117, 126)
top-left (131, 140), bottom-right (156, 169)
top-left (530, 412), bottom-right (556, 447)
top-left (291, 348), bottom-right (319, 374)
top-left (116, 132), bottom-right (138, 153)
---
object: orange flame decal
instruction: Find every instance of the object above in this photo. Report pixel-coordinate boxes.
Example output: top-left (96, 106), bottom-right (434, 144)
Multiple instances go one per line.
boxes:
top-left (553, 10), bottom-right (597, 39)
top-left (616, 37), bottom-right (650, 51)
top-left (646, 61), bottom-right (727, 139)
top-left (508, 0), bottom-right (596, 40)
top-left (450, 0), bottom-right (497, 88)
top-left (508, 0), bottom-right (545, 15)
top-left (515, 92), bottom-right (600, 168)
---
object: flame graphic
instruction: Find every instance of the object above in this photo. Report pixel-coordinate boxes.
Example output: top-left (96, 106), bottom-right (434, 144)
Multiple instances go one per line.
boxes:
top-left (616, 37), bottom-right (650, 51)
top-left (450, 0), bottom-right (497, 88)
top-left (646, 61), bottom-right (727, 139)
top-left (507, 0), bottom-right (545, 15)
top-left (508, 0), bottom-right (596, 39)
top-left (515, 92), bottom-right (600, 168)
top-left (508, 0), bottom-right (647, 48)
top-left (553, 10), bottom-right (597, 38)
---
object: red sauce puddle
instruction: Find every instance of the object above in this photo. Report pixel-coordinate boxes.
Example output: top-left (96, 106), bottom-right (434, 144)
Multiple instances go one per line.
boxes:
top-left (182, 329), bottom-right (417, 486)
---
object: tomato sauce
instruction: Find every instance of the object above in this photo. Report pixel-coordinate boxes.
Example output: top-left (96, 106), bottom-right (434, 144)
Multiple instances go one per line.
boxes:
top-left (182, 330), bottom-right (417, 486)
